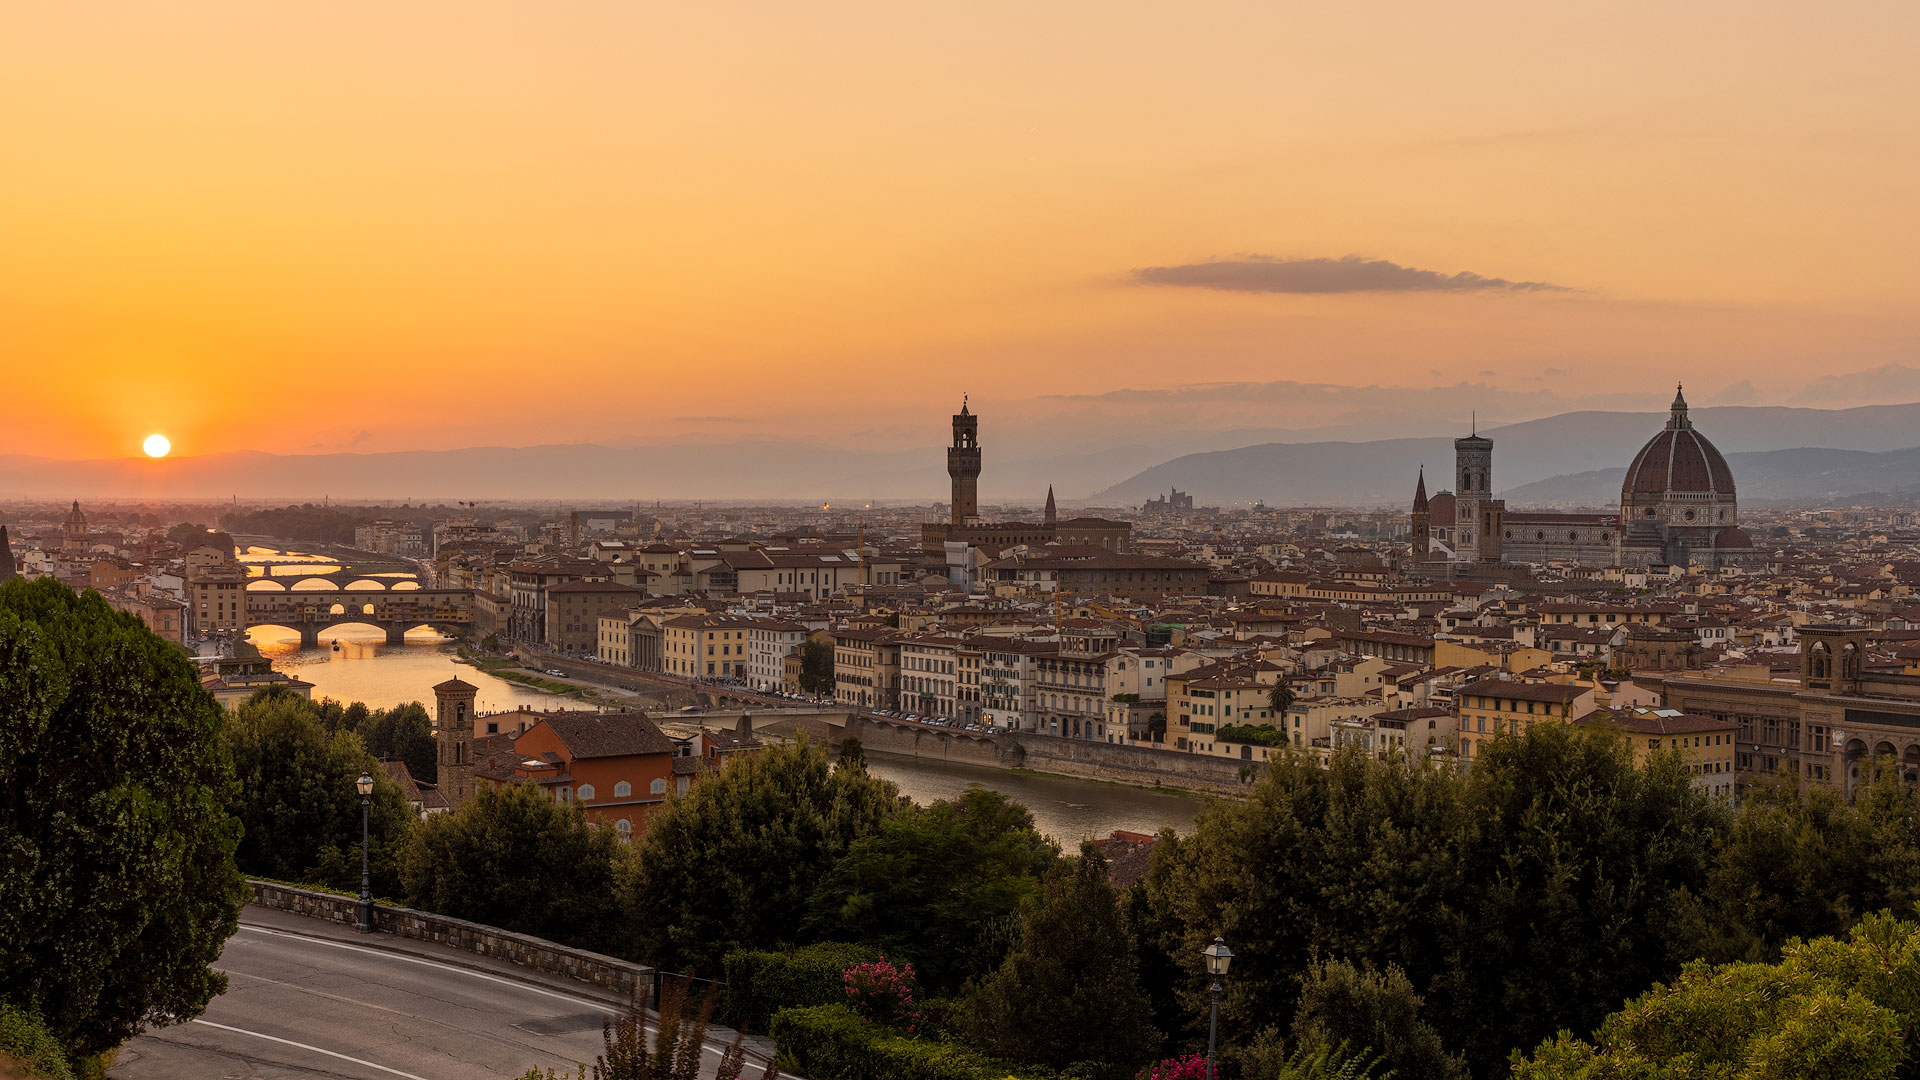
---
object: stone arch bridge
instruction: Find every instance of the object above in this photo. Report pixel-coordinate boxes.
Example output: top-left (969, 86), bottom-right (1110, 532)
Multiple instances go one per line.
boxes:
top-left (245, 586), bottom-right (474, 647)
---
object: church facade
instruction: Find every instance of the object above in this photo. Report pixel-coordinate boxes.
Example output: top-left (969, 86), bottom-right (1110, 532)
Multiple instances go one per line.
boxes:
top-left (1411, 386), bottom-right (1753, 571)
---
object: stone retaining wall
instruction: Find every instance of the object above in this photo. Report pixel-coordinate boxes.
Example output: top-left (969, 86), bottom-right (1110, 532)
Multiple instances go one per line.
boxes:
top-left (248, 881), bottom-right (651, 997)
top-left (841, 715), bottom-right (1256, 796)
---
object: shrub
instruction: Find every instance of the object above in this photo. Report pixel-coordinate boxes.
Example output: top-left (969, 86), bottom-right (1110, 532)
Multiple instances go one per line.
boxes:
top-left (769, 1004), bottom-right (1035, 1080)
top-left (0, 1003), bottom-right (76, 1080)
top-left (843, 958), bottom-right (920, 1034)
top-left (1214, 724), bottom-right (1287, 747)
top-left (1136, 1055), bottom-right (1207, 1080)
top-left (721, 942), bottom-right (882, 1034)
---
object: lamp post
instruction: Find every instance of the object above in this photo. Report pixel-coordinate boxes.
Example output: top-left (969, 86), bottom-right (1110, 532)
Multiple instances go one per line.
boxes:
top-left (355, 772), bottom-right (375, 932)
top-left (1203, 937), bottom-right (1232, 1080)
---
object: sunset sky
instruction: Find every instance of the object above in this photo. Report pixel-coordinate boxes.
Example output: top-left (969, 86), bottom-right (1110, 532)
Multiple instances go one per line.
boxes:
top-left (4, 2), bottom-right (1916, 463)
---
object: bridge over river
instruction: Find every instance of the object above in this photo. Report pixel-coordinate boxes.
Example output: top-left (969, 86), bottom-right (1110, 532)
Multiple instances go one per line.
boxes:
top-left (244, 586), bottom-right (475, 646)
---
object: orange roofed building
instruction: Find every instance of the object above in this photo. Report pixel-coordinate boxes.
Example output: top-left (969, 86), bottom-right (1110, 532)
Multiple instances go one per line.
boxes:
top-left (468, 708), bottom-right (678, 841)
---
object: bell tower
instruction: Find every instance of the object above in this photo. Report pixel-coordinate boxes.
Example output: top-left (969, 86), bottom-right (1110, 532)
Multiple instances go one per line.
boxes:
top-left (1410, 468), bottom-right (1431, 563)
top-left (432, 677), bottom-right (479, 810)
top-left (948, 397), bottom-right (982, 526)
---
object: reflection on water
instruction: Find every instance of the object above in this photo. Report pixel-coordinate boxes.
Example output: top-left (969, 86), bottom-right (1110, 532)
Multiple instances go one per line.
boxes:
top-left (862, 753), bottom-right (1204, 844)
top-left (246, 625), bottom-right (573, 714)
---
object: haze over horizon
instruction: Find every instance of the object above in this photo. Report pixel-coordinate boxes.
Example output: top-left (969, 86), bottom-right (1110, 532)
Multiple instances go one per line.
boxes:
top-left (5, 2), bottom-right (1917, 467)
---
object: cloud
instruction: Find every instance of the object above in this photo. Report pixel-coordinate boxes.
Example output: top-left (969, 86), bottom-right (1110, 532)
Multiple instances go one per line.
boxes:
top-left (674, 416), bottom-right (750, 424)
top-left (1790, 363), bottom-right (1920, 406)
top-left (1132, 254), bottom-right (1568, 294)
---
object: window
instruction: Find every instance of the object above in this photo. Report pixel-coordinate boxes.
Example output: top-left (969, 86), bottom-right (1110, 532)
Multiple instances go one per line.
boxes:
top-left (650, 778), bottom-right (667, 795)
top-left (615, 819), bottom-right (632, 838)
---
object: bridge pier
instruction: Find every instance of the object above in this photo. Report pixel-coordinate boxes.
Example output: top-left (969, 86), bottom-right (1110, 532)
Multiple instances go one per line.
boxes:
top-left (299, 626), bottom-right (321, 648)
top-left (385, 626), bottom-right (408, 646)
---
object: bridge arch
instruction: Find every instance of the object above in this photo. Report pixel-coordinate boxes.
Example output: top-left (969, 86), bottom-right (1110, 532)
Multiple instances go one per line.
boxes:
top-left (246, 579), bottom-right (290, 592)
top-left (343, 579), bottom-right (389, 592)
top-left (290, 577), bottom-right (341, 591)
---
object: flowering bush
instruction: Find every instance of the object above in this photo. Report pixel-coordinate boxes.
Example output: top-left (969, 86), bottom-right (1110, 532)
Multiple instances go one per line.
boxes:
top-left (841, 958), bottom-right (921, 1035)
top-left (1137, 1054), bottom-right (1209, 1080)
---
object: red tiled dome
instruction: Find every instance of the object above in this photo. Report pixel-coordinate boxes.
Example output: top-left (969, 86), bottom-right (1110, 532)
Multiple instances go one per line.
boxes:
top-left (1714, 526), bottom-right (1753, 549)
top-left (1621, 386), bottom-right (1734, 497)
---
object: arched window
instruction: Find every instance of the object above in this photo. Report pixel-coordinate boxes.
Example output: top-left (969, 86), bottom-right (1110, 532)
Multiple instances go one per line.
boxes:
top-left (615, 819), bottom-right (632, 839)
top-left (577, 784), bottom-right (595, 802)
top-left (650, 778), bottom-right (667, 795)
top-left (614, 781), bottom-right (631, 798)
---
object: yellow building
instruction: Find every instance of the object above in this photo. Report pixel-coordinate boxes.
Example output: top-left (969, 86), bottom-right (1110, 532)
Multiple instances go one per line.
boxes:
top-left (661, 614), bottom-right (761, 680)
top-left (188, 565), bottom-right (249, 635)
top-left (1575, 706), bottom-right (1737, 799)
top-left (1454, 677), bottom-right (1597, 764)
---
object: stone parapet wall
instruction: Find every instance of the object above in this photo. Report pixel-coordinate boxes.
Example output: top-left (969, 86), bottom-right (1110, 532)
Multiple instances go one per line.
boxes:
top-left (248, 880), bottom-right (651, 997)
top-left (841, 715), bottom-right (1257, 796)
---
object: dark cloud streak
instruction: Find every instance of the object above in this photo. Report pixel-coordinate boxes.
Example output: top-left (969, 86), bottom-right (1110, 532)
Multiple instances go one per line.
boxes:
top-left (1133, 254), bottom-right (1567, 294)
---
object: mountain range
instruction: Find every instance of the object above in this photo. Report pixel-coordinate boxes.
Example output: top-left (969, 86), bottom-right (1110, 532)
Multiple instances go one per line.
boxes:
top-left (1092, 403), bottom-right (1920, 508)
top-left (6, 401), bottom-right (1919, 507)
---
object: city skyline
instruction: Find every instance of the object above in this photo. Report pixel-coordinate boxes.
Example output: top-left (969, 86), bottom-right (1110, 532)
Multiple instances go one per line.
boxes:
top-left (5, 2), bottom-right (1916, 461)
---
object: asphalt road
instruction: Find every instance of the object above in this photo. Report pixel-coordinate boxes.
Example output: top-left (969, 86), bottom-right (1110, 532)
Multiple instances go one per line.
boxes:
top-left (114, 909), bottom-right (777, 1080)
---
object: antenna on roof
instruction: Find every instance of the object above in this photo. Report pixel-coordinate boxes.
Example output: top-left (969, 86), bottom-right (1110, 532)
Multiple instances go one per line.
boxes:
top-left (1471, 411), bottom-right (1476, 436)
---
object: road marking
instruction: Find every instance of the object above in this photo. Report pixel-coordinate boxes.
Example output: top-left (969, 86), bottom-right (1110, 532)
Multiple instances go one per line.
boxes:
top-left (235, 923), bottom-right (732, 1060)
top-left (189, 1019), bottom-right (430, 1080)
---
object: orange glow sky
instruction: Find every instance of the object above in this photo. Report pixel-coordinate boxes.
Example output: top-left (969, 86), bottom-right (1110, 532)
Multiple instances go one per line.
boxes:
top-left (4, 1), bottom-right (1917, 462)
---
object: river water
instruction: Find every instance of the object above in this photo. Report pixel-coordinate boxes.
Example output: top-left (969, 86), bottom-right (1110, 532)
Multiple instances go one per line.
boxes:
top-left (239, 547), bottom-right (1204, 841)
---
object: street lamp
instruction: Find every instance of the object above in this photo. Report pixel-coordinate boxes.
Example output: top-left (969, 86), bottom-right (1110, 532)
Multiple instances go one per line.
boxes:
top-left (1203, 937), bottom-right (1233, 1080)
top-left (354, 772), bottom-right (375, 932)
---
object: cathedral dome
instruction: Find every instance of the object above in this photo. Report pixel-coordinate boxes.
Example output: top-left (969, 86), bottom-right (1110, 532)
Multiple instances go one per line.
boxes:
top-left (1621, 386), bottom-right (1734, 498)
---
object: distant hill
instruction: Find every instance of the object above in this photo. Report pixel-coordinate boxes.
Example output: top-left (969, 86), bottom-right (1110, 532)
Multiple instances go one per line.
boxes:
top-left (1506, 445), bottom-right (1920, 507)
top-left (1092, 403), bottom-right (1920, 507)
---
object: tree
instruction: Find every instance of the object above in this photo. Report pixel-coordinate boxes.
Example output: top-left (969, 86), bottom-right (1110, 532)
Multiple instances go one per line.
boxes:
top-left (1269, 677), bottom-right (1295, 716)
top-left (797, 639), bottom-right (835, 696)
top-left (963, 844), bottom-right (1160, 1072)
top-left (621, 738), bottom-right (901, 974)
top-left (165, 521), bottom-right (212, 548)
top-left (1290, 959), bottom-right (1465, 1080)
top-left (1692, 768), bottom-right (1920, 964)
top-left (805, 787), bottom-right (1059, 993)
top-left (224, 687), bottom-right (415, 895)
top-left (0, 578), bottom-right (246, 1057)
top-left (401, 783), bottom-right (631, 954)
top-left (1514, 912), bottom-right (1920, 1080)
top-left (1428, 724), bottom-right (1725, 1073)
top-left (359, 702), bottom-right (437, 786)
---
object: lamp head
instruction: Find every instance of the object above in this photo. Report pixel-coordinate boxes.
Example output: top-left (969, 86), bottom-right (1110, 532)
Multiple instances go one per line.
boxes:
top-left (1204, 936), bottom-right (1233, 977)
top-left (356, 772), bottom-right (375, 797)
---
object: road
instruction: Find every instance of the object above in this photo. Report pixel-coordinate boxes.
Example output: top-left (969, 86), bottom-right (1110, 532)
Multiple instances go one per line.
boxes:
top-left (115, 908), bottom-right (778, 1080)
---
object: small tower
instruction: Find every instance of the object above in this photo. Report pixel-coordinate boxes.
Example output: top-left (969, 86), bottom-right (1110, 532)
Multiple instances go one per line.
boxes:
top-left (1044, 485), bottom-right (1057, 529)
top-left (1800, 624), bottom-right (1868, 695)
top-left (947, 397), bottom-right (982, 526)
top-left (63, 500), bottom-right (89, 553)
top-left (432, 677), bottom-right (479, 810)
top-left (1409, 468), bottom-right (1431, 563)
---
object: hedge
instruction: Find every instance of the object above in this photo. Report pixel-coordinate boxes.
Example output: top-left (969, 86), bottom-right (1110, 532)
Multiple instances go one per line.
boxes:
top-left (720, 942), bottom-right (882, 1034)
top-left (769, 1004), bottom-right (1036, 1080)
top-left (0, 1004), bottom-right (76, 1080)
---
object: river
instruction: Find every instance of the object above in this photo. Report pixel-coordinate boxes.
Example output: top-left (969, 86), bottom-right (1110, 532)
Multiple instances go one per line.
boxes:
top-left (239, 548), bottom-right (1204, 841)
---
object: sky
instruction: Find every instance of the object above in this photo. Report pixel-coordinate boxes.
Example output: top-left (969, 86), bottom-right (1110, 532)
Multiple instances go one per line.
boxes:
top-left (3, 1), bottom-right (1917, 464)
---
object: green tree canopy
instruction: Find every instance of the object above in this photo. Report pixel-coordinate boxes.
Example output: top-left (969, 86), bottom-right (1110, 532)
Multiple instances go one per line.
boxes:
top-left (358, 702), bottom-right (437, 787)
top-left (1515, 911), bottom-right (1920, 1080)
top-left (1134, 725), bottom-right (1726, 1076)
top-left (401, 783), bottom-right (632, 954)
top-left (797, 639), bottom-right (835, 696)
top-left (1290, 958), bottom-right (1465, 1080)
top-left (804, 786), bottom-right (1059, 993)
top-left (621, 737), bottom-right (901, 974)
top-left (224, 687), bottom-right (415, 894)
top-left (1693, 767), bottom-right (1920, 964)
top-left (0, 578), bottom-right (245, 1057)
top-left (963, 844), bottom-right (1160, 1072)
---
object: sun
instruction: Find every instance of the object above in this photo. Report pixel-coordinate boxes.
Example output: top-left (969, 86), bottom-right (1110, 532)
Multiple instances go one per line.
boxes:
top-left (143, 434), bottom-right (171, 458)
